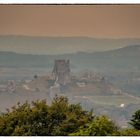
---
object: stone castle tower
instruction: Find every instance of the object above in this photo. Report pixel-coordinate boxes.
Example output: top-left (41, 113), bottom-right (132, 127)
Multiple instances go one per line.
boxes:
top-left (52, 59), bottom-right (71, 85)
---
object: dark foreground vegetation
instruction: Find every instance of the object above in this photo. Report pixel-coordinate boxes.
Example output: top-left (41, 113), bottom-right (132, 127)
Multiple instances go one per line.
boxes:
top-left (0, 95), bottom-right (140, 136)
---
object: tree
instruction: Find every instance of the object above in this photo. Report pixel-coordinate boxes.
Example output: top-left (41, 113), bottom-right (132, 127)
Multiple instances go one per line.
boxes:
top-left (0, 96), bottom-right (93, 136)
top-left (0, 100), bottom-right (49, 136)
top-left (130, 109), bottom-right (140, 130)
top-left (42, 95), bottom-right (93, 135)
top-left (70, 116), bottom-right (118, 136)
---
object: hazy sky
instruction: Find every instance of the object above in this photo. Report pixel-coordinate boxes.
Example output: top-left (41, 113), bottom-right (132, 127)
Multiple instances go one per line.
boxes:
top-left (0, 5), bottom-right (140, 38)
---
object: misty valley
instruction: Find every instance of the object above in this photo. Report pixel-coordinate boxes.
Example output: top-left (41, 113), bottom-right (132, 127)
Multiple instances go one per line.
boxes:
top-left (0, 40), bottom-right (140, 129)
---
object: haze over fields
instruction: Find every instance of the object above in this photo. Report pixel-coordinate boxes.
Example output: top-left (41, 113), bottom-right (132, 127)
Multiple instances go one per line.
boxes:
top-left (0, 5), bottom-right (140, 129)
top-left (0, 39), bottom-right (140, 128)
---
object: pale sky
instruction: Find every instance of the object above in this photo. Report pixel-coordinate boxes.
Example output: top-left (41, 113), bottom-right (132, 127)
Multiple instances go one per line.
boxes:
top-left (0, 5), bottom-right (140, 38)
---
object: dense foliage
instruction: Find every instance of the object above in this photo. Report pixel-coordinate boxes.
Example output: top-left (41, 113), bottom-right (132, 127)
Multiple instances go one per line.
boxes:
top-left (0, 96), bottom-right (93, 136)
top-left (130, 109), bottom-right (140, 130)
top-left (0, 96), bottom-right (140, 136)
top-left (118, 129), bottom-right (140, 136)
top-left (70, 116), bottom-right (118, 136)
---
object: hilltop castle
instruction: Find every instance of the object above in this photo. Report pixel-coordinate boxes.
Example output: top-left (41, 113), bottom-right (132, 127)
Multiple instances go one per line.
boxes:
top-left (52, 59), bottom-right (71, 85)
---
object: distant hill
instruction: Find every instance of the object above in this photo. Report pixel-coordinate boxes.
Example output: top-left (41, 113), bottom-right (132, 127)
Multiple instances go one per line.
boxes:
top-left (1, 35), bottom-right (140, 54)
top-left (0, 45), bottom-right (140, 74)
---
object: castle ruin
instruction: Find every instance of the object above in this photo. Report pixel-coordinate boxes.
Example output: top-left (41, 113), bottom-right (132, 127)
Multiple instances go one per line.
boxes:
top-left (52, 59), bottom-right (71, 85)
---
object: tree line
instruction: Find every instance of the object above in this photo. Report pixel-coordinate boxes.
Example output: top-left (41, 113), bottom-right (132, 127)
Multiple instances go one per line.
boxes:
top-left (0, 95), bottom-right (140, 136)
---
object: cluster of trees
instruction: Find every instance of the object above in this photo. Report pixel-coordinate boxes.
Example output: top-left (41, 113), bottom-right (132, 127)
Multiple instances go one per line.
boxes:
top-left (0, 95), bottom-right (140, 136)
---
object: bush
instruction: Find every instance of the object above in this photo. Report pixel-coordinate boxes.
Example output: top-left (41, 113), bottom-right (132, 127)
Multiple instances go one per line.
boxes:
top-left (70, 115), bottom-right (118, 136)
top-left (118, 129), bottom-right (140, 136)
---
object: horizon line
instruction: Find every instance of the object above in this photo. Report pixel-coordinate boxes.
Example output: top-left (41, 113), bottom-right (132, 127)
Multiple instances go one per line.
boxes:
top-left (0, 45), bottom-right (139, 55)
top-left (0, 34), bottom-right (140, 40)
